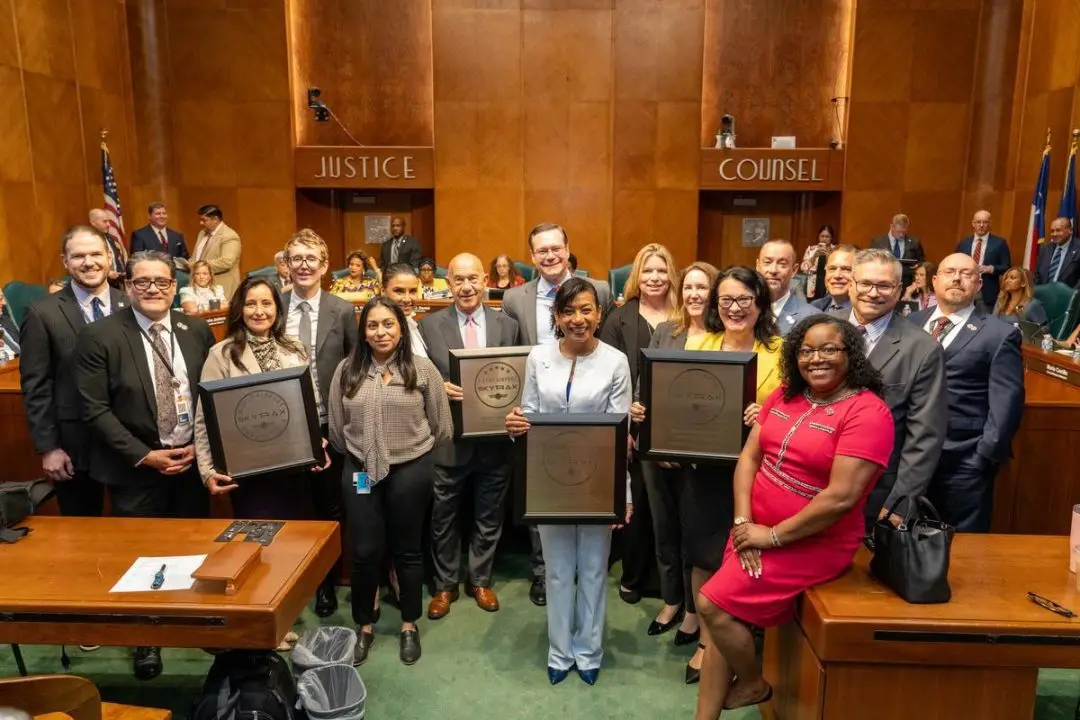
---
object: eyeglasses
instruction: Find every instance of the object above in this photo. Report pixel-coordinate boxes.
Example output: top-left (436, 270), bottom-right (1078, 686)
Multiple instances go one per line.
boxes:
top-left (938, 268), bottom-right (979, 281)
top-left (717, 295), bottom-right (755, 309)
top-left (854, 280), bottom-right (898, 295)
top-left (532, 246), bottom-right (566, 259)
top-left (797, 345), bottom-right (847, 360)
top-left (288, 255), bottom-right (323, 268)
top-left (1027, 591), bottom-right (1076, 618)
top-left (130, 277), bottom-right (175, 292)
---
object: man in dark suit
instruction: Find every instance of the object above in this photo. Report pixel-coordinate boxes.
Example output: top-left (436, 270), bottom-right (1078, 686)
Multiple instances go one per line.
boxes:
top-left (756, 239), bottom-right (815, 335)
top-left (281, 229), bottom-right (359, 617)
top-left (419, 253), bottom-right (522, 620)
top-left (1034, 217), bottom-right (1080, 287)
top-left (501, 223), bottom-right (612, 607)
top-left (869, 213), bottom-right (925, 289)
top-left (75, 249), bottom-right (215, 680)
top-left (21, 226), bottom-right (128, 518)
top-left (130, 202), bottom-right (189, 260)
top-left (87, 209), bottom-right (129, 286)
top-left (810, 244), bottom-right (857, 313)
top-left (910, 253), bottom-right (1024, 533)
top-left (956, 210), bottom-right (1011, 307)
top-left (379, 216), bottom-right (422, 270)
top-left (834, 249), bottom-right (947, 530)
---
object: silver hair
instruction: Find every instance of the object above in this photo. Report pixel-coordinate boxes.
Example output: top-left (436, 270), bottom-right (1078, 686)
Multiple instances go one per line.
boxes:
top-left (274, 250), bottom-right (286, 262)
top-left (853, 248), bottom-right (902, 284)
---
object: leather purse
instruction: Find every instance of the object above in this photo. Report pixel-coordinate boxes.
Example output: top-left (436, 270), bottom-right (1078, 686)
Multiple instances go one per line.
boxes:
top-left (869, 495), bottom-right (955, 604)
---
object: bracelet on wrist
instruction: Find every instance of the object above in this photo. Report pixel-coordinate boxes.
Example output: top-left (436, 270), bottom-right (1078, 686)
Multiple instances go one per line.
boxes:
top-left (770, 528), bottom-right (783, 548)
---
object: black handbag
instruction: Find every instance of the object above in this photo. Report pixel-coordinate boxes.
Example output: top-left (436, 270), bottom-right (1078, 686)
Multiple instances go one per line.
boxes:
top-left (869, 495), bottom-right (955, 604)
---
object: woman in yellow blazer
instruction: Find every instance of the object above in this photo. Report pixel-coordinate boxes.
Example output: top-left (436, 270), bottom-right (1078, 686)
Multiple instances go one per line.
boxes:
top-left (632, 265), bottom-right (781, 684)
top-left (194, 276), bottom-right (328, 520)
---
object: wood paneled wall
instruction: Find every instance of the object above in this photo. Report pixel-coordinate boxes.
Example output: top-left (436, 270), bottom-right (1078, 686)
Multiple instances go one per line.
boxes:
top-left (0, 0), bottom-right (135, 285)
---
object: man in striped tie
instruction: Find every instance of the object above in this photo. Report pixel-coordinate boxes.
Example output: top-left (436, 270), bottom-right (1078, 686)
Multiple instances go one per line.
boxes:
top-left (1034, 217), bottom-right (1080, 287)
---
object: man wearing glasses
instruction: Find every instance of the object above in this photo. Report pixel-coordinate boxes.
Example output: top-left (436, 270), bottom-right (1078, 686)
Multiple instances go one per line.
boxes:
top-left (910, 253), bottom-right (1024, 532)
top-left (280, 229), bottom-right (358, 617)
top-left (838, 249), bottom-right (946, 531)
top-left (75, 249), bottom-right (216, 680)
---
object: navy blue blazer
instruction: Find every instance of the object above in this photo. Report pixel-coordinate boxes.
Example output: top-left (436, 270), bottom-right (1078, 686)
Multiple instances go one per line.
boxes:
top-left (956, 234), bottom-right (1011, 306)
top-left (908, 306), bottom-right (1024, 463)
top-left (130, 225), bottom-right (189, 259)
top-left (1033, 238), bottom-right (1080, 288)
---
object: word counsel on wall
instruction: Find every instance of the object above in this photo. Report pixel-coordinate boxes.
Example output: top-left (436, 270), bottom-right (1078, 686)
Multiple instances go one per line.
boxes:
top-left (699, 148), bottom-right (845, 192)
top-left (295, 147), bottom-right (434, 189)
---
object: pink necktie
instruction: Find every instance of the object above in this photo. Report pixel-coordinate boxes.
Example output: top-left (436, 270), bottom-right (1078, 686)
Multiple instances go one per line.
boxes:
top-left (465, 315), bottom-right (479, 349)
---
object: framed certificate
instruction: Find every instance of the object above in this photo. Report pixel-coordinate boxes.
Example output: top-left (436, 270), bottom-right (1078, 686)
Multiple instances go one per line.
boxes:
top-left (198, 366), bottom-right (323, 480)
top-left (449, 346), bottom-right (532, 439)
top-left (513, 413), bottom-right (628, 524)
top-left (638, 349), bottom-right (758, 463)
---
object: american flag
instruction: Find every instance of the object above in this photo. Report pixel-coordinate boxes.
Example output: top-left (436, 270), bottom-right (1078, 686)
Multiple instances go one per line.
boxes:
top-left (1023, 132), bottom-right (1051, 272)
top-left (100, 135), bottom-right (128, 264)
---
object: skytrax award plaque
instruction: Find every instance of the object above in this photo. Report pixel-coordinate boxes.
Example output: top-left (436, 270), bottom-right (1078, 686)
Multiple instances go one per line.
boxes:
top-left (514, 413), bottom-right (628, 524)
top-left (198, 365), bottom-right (323, 479)
top-left (639, 349), bottom-right (757, 463)
top-left (449, 346), bottom-right (531, 439)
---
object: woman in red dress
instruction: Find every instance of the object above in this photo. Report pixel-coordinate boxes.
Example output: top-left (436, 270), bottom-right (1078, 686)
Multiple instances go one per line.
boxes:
top-left (695, 314), bottom-right (895, 717)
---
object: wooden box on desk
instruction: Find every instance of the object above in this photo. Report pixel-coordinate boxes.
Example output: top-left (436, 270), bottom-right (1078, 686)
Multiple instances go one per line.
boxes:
top-left (192, 542), bottom-right (263, 596)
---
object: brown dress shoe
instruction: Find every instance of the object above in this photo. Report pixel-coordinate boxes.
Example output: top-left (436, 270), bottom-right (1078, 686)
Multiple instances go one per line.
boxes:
top-left (467, 585), bottom-right (499, 612)
top-left (427, 588), bottom-right (459, 619)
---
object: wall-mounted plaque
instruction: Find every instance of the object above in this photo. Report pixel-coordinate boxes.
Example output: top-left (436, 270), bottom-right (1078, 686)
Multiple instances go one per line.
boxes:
top-left (639, 349), bottom-right (757, 463)
top-left (295, 146), bottom-right (435, 189)
top-left (449, 346), bottom-right (531, 439)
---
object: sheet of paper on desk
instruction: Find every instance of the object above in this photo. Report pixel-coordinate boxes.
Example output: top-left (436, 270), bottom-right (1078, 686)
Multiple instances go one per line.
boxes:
top-left (110, 555), bottom-right (208, 593)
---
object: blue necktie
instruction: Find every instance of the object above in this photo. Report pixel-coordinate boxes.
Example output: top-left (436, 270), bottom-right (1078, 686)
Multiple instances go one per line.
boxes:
top-left (1049, 246), bottom-right (1064, 282)
top-left (91, 297), bottom-right (105, 322)
top-left (892, 238), bottom-right (902, 259)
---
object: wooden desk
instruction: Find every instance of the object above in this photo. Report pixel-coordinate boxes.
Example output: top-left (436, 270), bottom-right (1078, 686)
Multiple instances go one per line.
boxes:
top-left (0, 517), bottom-right (340, 650)
top-left (764, 535), bottom-right (1080, 720)
top-left (0, 359), bottom-right (42, 485)
top-left (993, 344), bottom-right (1080, 534)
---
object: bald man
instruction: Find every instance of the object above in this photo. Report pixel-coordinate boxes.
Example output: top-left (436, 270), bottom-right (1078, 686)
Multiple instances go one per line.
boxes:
top-left (1034, 217), bottom-right (1080, 287)
top-left (956, 210), bottom-right (1011, 306)
top-left (418, 254), bottom-right (523, 619)
top-left (88, 208), bottom-right (128, 281)
top-left (379, 216), bottom-right (422, 269)
top-left (909, 253), bottom-right (1023, 532)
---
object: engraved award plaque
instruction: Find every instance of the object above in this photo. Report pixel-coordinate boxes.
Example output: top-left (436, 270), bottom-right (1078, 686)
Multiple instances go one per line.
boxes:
top-left (639, 349), bottom-right (757, 463)
top-left (198, 365), bottom-right (323, 479)
top-left (514, 413), bottom-right (628, 524)
top-left (449, 346), bottom-right (531, 439)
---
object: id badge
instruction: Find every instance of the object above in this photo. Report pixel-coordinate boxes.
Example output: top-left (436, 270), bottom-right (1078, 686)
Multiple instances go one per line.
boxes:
top-left (352, 471), bottom-right (371, 495)
top-left (175, 392), bottom-right (191, 426)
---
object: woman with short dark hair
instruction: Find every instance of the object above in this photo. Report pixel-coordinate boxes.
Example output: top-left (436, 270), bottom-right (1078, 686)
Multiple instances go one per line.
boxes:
top-left (694, 314), bottom-right (894, 716)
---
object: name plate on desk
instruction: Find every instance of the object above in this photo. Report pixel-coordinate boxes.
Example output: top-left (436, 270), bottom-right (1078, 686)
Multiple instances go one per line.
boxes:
top-left (1024, 351), bottom-right (1080, 389)
top-left (295, 146), bottom-right (434, 188)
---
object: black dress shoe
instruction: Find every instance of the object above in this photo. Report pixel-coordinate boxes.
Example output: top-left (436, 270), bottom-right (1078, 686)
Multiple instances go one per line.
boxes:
top-left (674, 628), bottom-right (700, 646)
top-left (618, 586), bottom-right (641, 604)
top-left (352, 630), bottom-right (375, 666)
top-left (529, 580), bottom-right (547, 607)
top-left (314, 586), bottom-right (338, 618)
top-left (647, 607), bottom-right (684, 636)
top-left (685, 643), bottom-right (705, 685)
top-left (133, 646), bottom-right (162, 681)
top-left (399, 629), bottom-right (421, 665)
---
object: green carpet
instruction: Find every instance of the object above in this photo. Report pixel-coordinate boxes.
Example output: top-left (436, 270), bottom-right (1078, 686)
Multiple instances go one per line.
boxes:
top-left (2, 557), bottom-right (1078, 719)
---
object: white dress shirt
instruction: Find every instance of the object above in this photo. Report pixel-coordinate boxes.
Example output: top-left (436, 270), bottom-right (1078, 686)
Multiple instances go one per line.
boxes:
top-left (407, 315), bottom-right (428, 358)
top-left (457, 307), bottom-right (488, 349)
top-left (770, 290), bottom-right (792, 321)
top-left (287, 289), bottom-right (324, 417)
top-left (923, 304), bottom-right (976, 350)
top-left (536, 271), bottom-right (573, 346)
top-left (133, 310), bottom-right (193, 447)
top-left (72, 282), bottom-right (112, 323)
top-left (970, 235), bottom-right (988, 265)
top-left (193, 225), bottom-right (217, 261)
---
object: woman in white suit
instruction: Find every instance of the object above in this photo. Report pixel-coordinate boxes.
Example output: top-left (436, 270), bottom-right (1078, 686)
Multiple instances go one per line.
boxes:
top-left (194, 276), bottom-right (329, 519)
top-left (505, 277), bottom-right (632, 687)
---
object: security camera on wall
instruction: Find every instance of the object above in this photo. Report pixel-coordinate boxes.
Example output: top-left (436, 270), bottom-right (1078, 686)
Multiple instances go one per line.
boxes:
top-left (307, 87), bottom-right (330, 122)
top-left (715, 114), bottom-right (736, 149)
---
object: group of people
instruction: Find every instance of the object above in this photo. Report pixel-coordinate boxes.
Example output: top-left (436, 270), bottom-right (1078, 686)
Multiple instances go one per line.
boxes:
top-left (8, 206), bottom-right (1041, 718)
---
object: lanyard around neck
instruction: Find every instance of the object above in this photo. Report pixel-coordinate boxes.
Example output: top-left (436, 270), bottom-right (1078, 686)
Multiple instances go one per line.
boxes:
top-left (139, 325), bottom-right (179, 380)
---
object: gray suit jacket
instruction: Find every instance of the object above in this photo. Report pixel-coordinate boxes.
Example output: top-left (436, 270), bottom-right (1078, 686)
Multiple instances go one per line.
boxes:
top-left (775, 293), bottom-right (816, 336)
top-left (502, 276), bottom-right (612, 344)
top-left (281, 290), bottom-right (358, 419)
top-left (419, 305), bottom-right (522, 466)
top-left (833, 309), bottom-right (947, 510)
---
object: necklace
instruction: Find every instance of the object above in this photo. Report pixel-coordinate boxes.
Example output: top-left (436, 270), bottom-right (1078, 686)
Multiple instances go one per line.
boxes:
top-left (803, 387), bottom-right (857, 415)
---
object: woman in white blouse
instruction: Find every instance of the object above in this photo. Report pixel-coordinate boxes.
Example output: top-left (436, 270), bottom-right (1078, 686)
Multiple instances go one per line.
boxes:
top-left (505, 277), bottom-right (632, 687)
top-left (179, 260), bottom-right (226, 313)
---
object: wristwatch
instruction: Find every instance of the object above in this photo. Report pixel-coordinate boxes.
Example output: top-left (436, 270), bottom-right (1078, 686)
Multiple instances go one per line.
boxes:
top-left (733, 516), bottom-right (751, 526)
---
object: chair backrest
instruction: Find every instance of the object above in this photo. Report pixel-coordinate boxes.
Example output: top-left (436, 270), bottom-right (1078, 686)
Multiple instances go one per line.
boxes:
top-left (331, 268), bottom-right (378, 280)
top-left (173, 270), bottom-right (190, 309)
top-left (1033, 282), bottom-right (1080, 339)
top-left (0, 674), bottom-right (103, 720)
top-left (435, 266), bottom-right (448, 279)
top-left (513, 261), bottom-right (536, 282)
top-left (246, 265), bottom-right (277, 278)
top-left (607, 264), bottom-right (633, 297)
top-left (2, 281), bottom-right (48, 326)
top-left (573, 269), bottom-right (589, 278)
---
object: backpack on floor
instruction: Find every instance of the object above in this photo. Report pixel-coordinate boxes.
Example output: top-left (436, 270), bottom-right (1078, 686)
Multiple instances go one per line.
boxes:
top-left (190, 650), bottom-right (302, 720)
top-left (0, 479), bottom-right (54, 543)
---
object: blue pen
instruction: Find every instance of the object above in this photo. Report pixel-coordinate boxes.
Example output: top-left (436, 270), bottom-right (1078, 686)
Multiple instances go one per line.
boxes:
top-left (151, 564), bottom-right (166, 590)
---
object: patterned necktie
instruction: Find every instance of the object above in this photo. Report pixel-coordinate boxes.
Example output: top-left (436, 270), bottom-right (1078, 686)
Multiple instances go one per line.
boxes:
top-left (1049, 246), bottom-right (1064, 282)
top-left (892, 237), bottom-right (902, 259)
top-left (149, 323), bottom-right (178, 438)
top-left (91, 297), bottom-right (105, 322)
top-left (931, 317), bottom-right (953, 343)
top-left (158, 229), bottom-right (168, 253)
top-left (547, 283), bottom-right (560, 299)
top-left (298, 301), bottom-right (314, 359)
top-left (464, 314), bottom-right (479, 349)
top-left (972, 236), bottom-right (983, 264)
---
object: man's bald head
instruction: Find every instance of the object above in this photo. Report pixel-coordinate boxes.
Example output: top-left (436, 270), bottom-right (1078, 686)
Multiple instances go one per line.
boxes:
top-left (88, 209), bottom-right (110, 235)
top-left (933, 252), bottom-right (982, 313)
top-left (447, 252), bottom-right (488, 314)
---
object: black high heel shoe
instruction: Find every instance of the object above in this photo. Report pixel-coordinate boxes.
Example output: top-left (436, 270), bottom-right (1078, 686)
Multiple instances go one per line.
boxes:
top-left (673, 627), bottom-right (700, 646)
top-left (684, 642), bottom-right (705, 685)
top-left (647, 606), bottom-right (684, 636)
